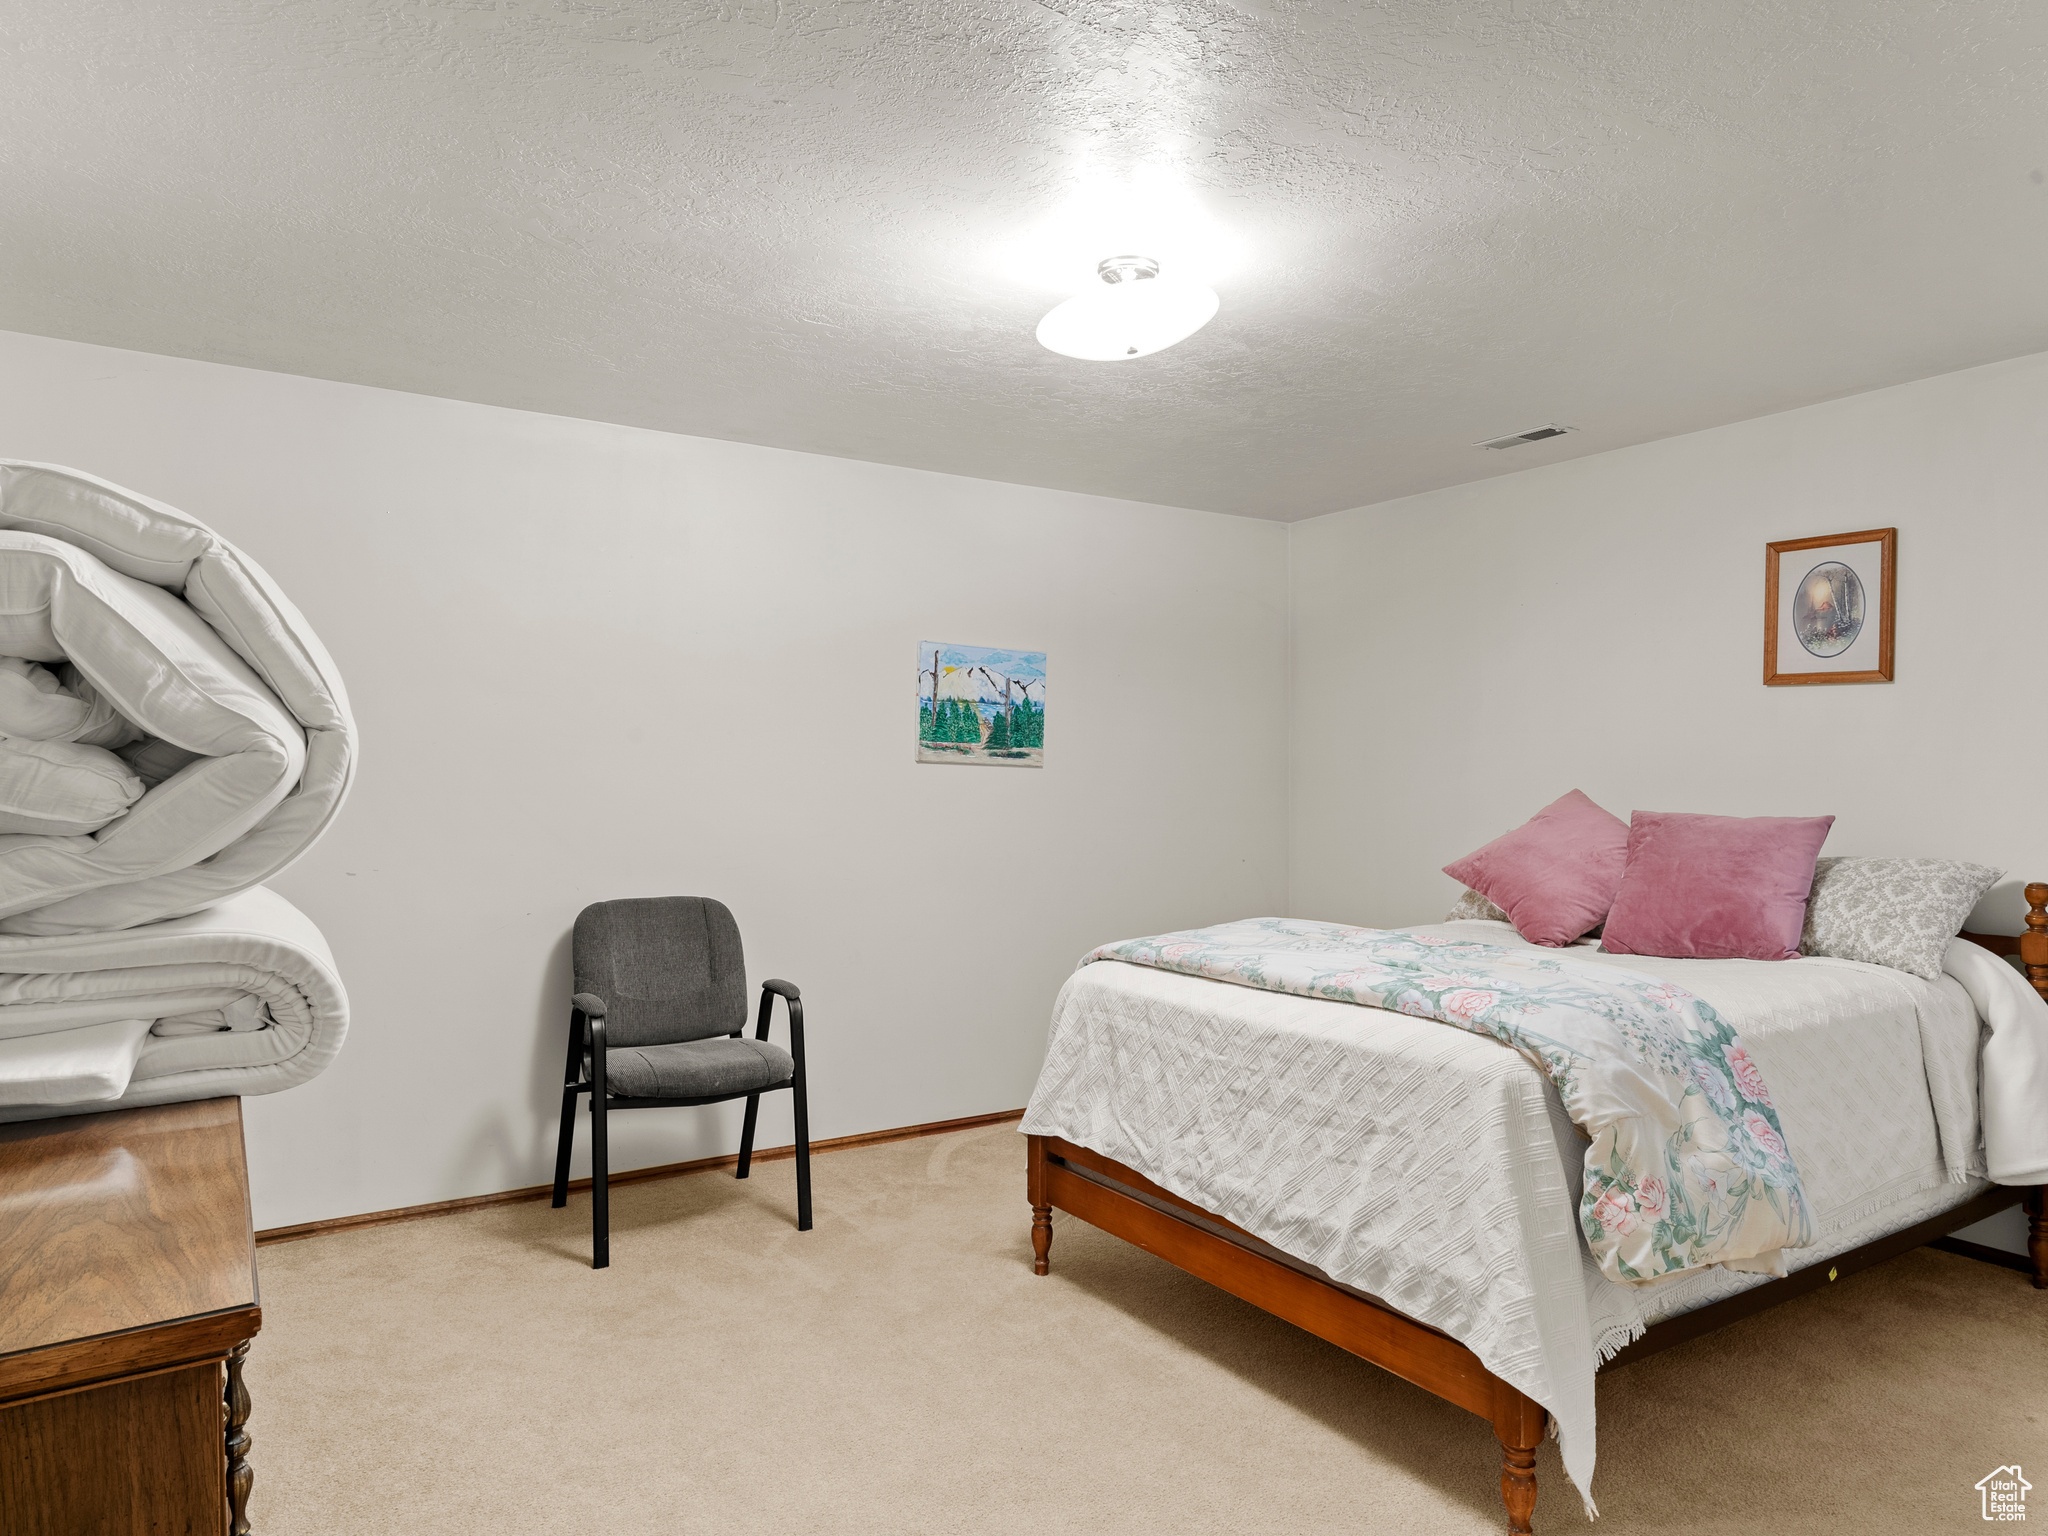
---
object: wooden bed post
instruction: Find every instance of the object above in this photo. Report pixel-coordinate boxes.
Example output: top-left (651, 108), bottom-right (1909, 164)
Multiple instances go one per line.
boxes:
top-left (1027, 1133), bottom-right (1053, 1275)
top-left (1491, 1382), bottom-right (1544, 1535)
top-left (2022, 886), bottom-right (2048, 1293)
top-left (2026, 1187), bottom-right (2048, 1292)
top-left (2023, 883), bottom-right (2048, 1002)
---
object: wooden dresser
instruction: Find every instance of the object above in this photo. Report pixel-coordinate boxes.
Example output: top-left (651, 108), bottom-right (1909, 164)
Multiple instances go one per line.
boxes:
top-left (0, 1097), bottom-right (260, 1536)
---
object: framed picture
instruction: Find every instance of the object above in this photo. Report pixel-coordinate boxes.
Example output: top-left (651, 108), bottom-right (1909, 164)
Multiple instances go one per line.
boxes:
top-left (916, 641), bottom-right (1045, 767)
top-left (1764, 527), bottom-right (1895, 686)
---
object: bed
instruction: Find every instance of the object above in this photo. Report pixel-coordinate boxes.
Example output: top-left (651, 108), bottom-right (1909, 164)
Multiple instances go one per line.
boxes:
top-left (1021, 886), bottom-right (2048, 1533)
top-left (0, 461), bottom-right (355, 1117)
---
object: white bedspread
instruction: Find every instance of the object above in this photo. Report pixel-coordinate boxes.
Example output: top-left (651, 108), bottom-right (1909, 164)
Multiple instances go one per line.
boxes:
top-left (0, 886), bottom-right (347, 1117)
top-left (1944, 936), bottom-right (2048, 1185)
top-left (1020, 918), bottom-right (1987, 1514)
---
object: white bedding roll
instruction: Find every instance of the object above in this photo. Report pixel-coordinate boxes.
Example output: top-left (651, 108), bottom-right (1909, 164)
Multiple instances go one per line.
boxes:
top-left (0, 462), bottom-right (354, 1119)
top-left (0, 461), bottom-right (355, 935)
top-left (0, 886), bottom-right (348, 1119)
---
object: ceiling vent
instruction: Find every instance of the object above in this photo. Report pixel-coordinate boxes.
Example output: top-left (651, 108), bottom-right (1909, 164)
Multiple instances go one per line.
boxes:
top-left (1475, 425), bottom-right (1571, 450)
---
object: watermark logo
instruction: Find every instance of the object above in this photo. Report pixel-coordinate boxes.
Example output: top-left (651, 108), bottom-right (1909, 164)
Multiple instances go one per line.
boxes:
top-left (1978, 1465), bottom-right (2031, 1522)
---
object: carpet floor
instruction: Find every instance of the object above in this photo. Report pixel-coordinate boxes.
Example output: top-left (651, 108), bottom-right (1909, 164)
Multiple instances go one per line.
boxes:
top-left (250, 1119), bottom-right (2046, 1534)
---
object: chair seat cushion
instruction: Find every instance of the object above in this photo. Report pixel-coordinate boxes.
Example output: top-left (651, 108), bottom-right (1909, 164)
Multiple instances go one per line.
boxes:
top-left (606, 1036), bottom-right (793, 1100)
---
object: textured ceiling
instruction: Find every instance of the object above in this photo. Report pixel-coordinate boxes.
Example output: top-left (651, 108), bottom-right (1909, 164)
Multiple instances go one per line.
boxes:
top-left (5, 2), bottom-right (2046, 520)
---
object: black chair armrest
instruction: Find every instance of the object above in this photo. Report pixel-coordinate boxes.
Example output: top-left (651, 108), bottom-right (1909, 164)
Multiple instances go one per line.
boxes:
top-left (587, 1012), bottom-right (608, 1099)
top-left (754, 979), bottom-right (803, 1050)
top-left (572, 992), bottom-right (608, 1018)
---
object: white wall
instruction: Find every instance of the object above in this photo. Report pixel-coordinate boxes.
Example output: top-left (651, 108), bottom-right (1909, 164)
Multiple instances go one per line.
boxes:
top-left (1289, 348), bottom-right (2048, 1254)
top-left (6, 325), bottom-right (2033, 1254)
top-left (0, 329), bottom-right (1290, 1229)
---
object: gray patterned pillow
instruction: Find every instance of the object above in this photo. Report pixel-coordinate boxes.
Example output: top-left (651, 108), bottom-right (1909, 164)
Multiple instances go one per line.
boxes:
top-left (1800, 857), bottom-right (2003, 980)
top-left (1443, 887), bottom-right (1511, 923)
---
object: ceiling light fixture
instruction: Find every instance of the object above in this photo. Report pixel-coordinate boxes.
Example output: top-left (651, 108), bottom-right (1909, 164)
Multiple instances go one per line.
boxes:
top-left (1035, 256), bottom-right (1219, 361)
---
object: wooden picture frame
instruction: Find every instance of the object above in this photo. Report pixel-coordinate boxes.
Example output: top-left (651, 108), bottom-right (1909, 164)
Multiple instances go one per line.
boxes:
top-left (1764, 527), bottom-right (1895, 686)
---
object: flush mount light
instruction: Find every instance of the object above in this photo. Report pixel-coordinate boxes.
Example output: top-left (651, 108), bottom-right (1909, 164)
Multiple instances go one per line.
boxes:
top-left (1035, 256), bottom-right (1220, 361)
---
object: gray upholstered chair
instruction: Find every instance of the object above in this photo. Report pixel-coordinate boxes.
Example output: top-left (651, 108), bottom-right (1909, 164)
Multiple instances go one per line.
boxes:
top-left (551, 896), bottom-right (810, 1269)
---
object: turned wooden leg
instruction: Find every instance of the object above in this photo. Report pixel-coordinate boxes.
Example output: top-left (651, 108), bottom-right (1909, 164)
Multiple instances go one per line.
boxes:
top-left (2028, 1187), bottom-right (2047, 1291)
top-left (1492, 1383), bottom-right (1544, 1535)
top-left (1027, 1134), bottom-right (1054, 1275)
top-left (226, 1340), bottom-right (254, 1536)
top-left (1498, 1440), bottom-right (1537, 1534)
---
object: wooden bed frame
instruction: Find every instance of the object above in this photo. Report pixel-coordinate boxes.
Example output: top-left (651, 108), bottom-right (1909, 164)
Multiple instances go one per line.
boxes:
top-left (1026, 883), bottom-right (2048, 1533)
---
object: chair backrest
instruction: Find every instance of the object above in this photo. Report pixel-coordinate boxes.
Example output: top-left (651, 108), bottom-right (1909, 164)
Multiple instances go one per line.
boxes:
top-left (572, 897), bottom-right (748, 1047)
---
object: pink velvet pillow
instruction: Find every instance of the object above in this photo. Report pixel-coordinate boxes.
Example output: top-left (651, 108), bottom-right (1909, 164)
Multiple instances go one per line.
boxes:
top-left (1599, 811), bottom-right (1835, 961)
top-left (1442, 790), bottom-right (1630, 947)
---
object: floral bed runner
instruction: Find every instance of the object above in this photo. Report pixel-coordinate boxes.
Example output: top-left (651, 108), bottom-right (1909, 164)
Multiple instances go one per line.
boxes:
top-left (1082, 919), bottom-right (1815, 1283)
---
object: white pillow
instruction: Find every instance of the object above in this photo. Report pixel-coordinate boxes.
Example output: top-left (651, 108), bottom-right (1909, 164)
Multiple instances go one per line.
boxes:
top-left (0, 735), bottom-right (147, 836)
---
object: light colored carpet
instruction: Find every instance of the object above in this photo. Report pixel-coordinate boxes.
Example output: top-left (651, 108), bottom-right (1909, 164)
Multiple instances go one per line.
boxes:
top-left (251, 1120), bottom-right (2046, 1534)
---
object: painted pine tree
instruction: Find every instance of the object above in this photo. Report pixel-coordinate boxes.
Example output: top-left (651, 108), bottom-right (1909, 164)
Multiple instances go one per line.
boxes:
top-left (937, 697), bottom-right (981, 743)
top-left (1011, 696), bottom-right (1043, 747)
top-left (986, 706), bottom-right (1012, 749)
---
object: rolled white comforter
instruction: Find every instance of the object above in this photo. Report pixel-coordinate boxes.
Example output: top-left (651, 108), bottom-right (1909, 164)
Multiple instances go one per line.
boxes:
top-left (0, 887), bottom-right (346, 1117)
top-left (0, 461), bottom-right (354, 1116)
top-left (0, 460), bottom-right (353, 933)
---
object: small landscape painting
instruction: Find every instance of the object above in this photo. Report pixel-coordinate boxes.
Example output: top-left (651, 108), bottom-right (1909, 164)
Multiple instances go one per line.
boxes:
top-left (916, 642), bottom-right (1045, 767)
top-left (1792, 561), bottom-right (1866, 657)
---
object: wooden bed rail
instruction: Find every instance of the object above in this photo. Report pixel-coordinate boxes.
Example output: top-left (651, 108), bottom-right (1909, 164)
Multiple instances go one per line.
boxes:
top-left (1029, 1133), bottom-right (1548, 1530)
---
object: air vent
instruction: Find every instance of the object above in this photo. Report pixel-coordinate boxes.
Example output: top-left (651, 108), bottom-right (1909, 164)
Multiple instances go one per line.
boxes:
top-left (1475, 425), bottom-right (1571, 450)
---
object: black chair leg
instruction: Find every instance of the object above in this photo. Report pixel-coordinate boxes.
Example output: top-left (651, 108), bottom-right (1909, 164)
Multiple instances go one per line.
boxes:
top-left (736, 1094), bottom-right (760, 1179)
top-left (792, 1072), bottom-right (812, 1233)
top-left (591, 1092), bottom-right (610, 1270)
top-left (551, 1089), bottom-right (577, 1209)
top-left (552, 1013), bottom-right (583, 1209)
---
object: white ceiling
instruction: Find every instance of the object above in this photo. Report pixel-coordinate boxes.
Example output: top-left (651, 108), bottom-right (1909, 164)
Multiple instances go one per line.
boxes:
top-left (5, 2), bottom-right (2046, 521)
